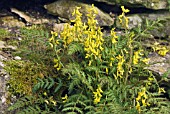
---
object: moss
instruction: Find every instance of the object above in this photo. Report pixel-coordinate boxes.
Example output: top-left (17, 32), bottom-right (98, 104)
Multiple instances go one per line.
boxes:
top-left (4, 60), bottom-right (47, 97)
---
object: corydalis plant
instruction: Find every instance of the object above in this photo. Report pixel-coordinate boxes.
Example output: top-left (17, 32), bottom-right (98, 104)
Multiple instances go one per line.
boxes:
top-left (49, 4), bottom-right (170, 114)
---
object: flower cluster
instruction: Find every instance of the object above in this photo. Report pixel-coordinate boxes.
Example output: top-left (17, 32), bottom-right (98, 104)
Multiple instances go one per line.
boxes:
top-left (93, 86), bottom-right (103, 104)
top-left (62, 94), bottom-right (68, 103)
top-left (54, 58), bottom-right (62, 71)
top-left (133, 50), bottom-right (143, 65)
top-left (115, 54), bottom-right (125, 79)
top-left (133, 50), bottom-right (149, 65)
top-left (135, 87), bottom-right (149, 112)
top-left (118, 6), bottom-right (130, 29)
top-left (152, 42), bottom-right (169, 56)
top-left (111, 28), bottom-right (118, 44)
top-left (84, 4), bottom-right (104, 61)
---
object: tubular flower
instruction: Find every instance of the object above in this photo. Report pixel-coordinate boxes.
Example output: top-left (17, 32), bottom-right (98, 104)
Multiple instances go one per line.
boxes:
top-left (54, 58), bottom-right (62, 71)
top-left (62, 94), bottom-right (68, 103)
top-left (93, 86), bottom-right (103, 104)
top-left (121, 6), bottom-right (130, 13)
top-left (49, 31), bottom-right (58, 48)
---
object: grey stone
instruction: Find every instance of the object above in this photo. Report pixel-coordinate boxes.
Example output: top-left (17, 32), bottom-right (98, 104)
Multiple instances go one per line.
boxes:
top-left (44, 0), bottom-right (114, 26)
top-left (94, 0), bottom-right (169, 10)
top-left (0, 41), bottom-right (5, 49)
top-left (14, 56), bottom-right (21, 60)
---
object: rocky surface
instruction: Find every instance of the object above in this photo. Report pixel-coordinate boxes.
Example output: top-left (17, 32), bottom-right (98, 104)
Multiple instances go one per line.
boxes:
top-left (0, 40), bottom-right (12, 114)
top-left (148, 52), bottom-right (170, 77)
top-left (93, 0), bottom-right (169, 10)
top-left (44, 0), bottom-right (114, 26)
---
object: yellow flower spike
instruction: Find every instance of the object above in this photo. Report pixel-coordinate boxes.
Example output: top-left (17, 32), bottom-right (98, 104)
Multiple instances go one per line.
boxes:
top-left (121, 6), bottom-right (130, 13)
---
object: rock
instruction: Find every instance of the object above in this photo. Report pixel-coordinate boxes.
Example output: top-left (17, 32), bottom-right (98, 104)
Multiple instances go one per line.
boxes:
top-left (52, 23), bottom-right (65, 33)
top-left (0, 16), bottom-right (25, 28)
top-left (44, 0), bottom-right (114, 26)
top-left (5, 45), bottom-right (17, 51)
top-left (14, 56), bottom-right (21, 60)
top-left (93, 0), bottom-right (169, 10)
top-left (0, 41), bottom-right (5, 49)
top-left (0, 62), bottom-right (4, 67)
top-left (116, 11), bottom-right (170, 38)
top-left (147, 52), bottom-right (170, 78)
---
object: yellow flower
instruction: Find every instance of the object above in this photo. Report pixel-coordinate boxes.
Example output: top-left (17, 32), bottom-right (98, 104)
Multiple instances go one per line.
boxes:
top-left (125, 16), bottom-right (129, 28)
top-left (135, 87), bottom-right (149, 112)
top-left (62, 94), bottom-right (68, 103)
top-left (152, 42), bottom-right (169, 56)
top-left (116, 54), bottom-right (125, 78)
top-left (93, 86), bottom-right (103, 104)
top-left (133, 50), bottom-right (143, 65)
top-left (88, 60), bottom-right (92, 66)
top-left (142, 58), bottom-right (150, 64)
top-left (158, 87), bottom-right (166, 94)
top-left (43, 92), bottom-right (47, 96)
top-left (118, 14), bottom-right (123, 24)
top-left (54, 58), bottom-right (62, 70)
top-left (72, 7), bottom-right (82, 16)
top-left (44, 100), bottom-right (49, 104)
top-left (106, 67), bottom-right (108, 74)
top-left (111, 28), bottom-right (118, 44)
top-left (158, 47), bottom-right (169, 56)
top-left (136, 101), bottom-right (141, 112)
top-left (142, 98), bottom-right (147, 106)
top-left (121, 6), bottom-right (130, 13)
top-left (118, 6), bottom-right (130, 29)
top-left (49, 96), bottom-right (57, 106)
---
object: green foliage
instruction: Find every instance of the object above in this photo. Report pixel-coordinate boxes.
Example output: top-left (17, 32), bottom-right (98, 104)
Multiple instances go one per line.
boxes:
top-left (8, 95), bottom-right (56, 114)
top-left (15, 27), bottom-right (53, 63)
top-left (33, 77), bottom-right (62, 93)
